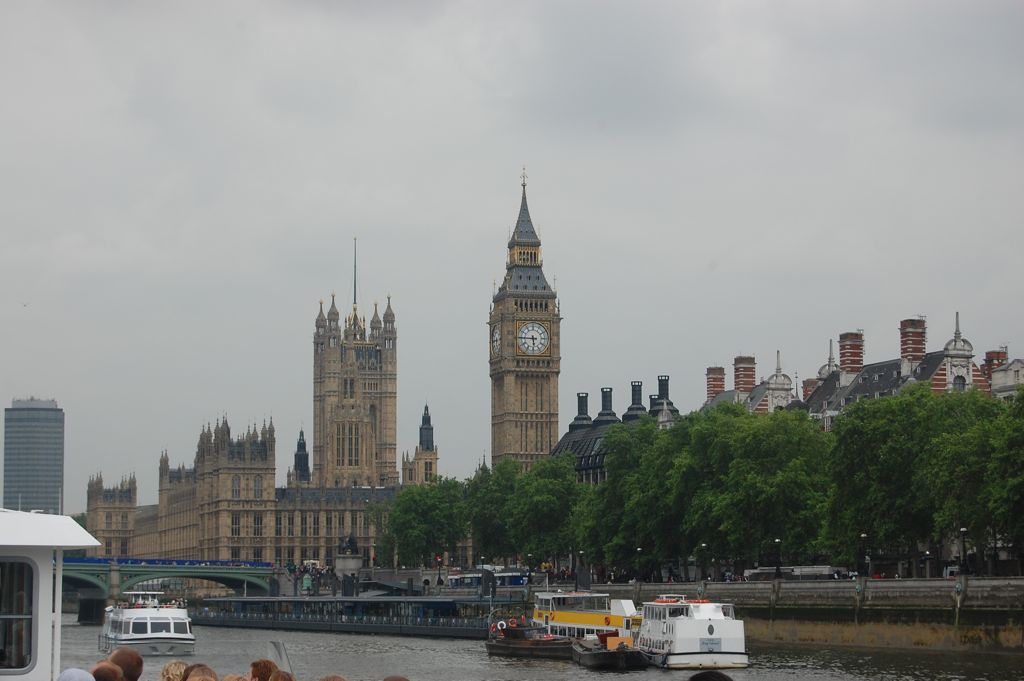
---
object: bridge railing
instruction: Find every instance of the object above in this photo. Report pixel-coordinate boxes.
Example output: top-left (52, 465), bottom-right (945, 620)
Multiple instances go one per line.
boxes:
top-left (65, 557), bottom-right (273, 568)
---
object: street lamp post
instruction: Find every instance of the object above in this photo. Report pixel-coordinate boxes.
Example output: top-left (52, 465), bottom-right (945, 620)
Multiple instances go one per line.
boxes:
top-left (527, 553), bottom-right (533, 584)
top-left (959, 527), bottom-right (968, 576)
top-left (436, 553), bottom-right (443, 587)
top-left (700, 543), bottom-right (708, 581)
top-left (859, 533), bottom-right (868, 577)
top-left (636, 547), bottom-right (642, 582)
top-left (774, 538), bottom-right (782, 578)
top-left (575, 550), bottom-right (583, 590)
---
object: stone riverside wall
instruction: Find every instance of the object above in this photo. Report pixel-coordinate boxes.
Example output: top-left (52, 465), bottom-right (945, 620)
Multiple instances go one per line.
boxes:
top-left (595, 577), bottom-right (1024, 652)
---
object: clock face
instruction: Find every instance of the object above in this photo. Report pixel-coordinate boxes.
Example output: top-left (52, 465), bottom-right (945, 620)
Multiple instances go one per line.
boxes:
top-left (517, 321), bottom-right (549, 355)
top-left (491, 325), bottom-right (501, 356)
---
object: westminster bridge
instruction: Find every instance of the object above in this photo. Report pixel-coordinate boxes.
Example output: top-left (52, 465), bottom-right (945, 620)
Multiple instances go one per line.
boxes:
top-left (63, 556), bottom-right (275, 603)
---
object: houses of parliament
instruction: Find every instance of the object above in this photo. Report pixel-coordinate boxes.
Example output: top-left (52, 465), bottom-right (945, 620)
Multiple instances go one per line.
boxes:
top-left (86, 179), bottom-right (560, 567)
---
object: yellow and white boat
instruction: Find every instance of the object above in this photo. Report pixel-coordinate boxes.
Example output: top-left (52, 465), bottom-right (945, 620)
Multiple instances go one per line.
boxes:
top-left (532, 591), bottom-right (641, 639)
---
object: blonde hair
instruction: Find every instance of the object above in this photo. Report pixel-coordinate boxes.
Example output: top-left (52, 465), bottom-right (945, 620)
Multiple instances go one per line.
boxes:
top-left (221, 675), bottom-right (247, 681)
top-left (161, 661), bottom-right (188, 681)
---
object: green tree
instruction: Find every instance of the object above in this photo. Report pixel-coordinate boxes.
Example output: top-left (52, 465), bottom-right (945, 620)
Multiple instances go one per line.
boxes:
top-left (388, 478), bottom-right (467, 566)
top-left (464, 459), bottom-right (519, 562)
top-left (508, 455), bottom-right (578, 564)
top-left (987, 389), bottom-right (1024, 573)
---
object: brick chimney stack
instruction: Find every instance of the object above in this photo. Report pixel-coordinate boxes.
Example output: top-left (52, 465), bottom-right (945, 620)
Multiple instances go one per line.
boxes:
top-left (982, 348), bottom-right (1009, 383)
top-left (899, 318), bottom-right (927, 363)
top-left (838, 332), bottom-right (865, 374)
top-left (734, 356), bottom-right (756, 394)
top-left (706, 367), bottom-right (726, 402)
top-left (802, 377), bottom-right (820, 401)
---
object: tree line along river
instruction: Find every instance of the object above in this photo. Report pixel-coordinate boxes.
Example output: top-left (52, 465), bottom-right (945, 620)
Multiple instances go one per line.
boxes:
top-left (58, 616), bottom-right (1023, 681)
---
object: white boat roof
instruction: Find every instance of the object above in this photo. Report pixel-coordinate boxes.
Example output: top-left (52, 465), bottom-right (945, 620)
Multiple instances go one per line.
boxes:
top-left (0, 508), bottom-right (100, 548)
top-left (535, 591), bottom-right (610, 599)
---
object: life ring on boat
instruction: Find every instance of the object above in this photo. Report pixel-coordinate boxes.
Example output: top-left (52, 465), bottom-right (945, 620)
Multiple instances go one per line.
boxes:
top-left (508, 618), bottom-right (517, 628)
top-left (654, 598), bottom-right (678, 603)
top-left (496, 620), bottom-right (507, 630)
top-left (604, 616), bottom-right (611, 626)
top-left (688, 599), bottom-right (710, 603)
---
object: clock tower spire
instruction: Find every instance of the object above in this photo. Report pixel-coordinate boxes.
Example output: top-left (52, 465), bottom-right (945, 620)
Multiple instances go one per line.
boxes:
top-left (489, 172), bottom-right (561, 470)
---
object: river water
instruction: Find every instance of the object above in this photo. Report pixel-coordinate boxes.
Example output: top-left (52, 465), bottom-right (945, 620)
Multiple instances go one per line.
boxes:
top-left (59, 617), bottom-right (1022, 681)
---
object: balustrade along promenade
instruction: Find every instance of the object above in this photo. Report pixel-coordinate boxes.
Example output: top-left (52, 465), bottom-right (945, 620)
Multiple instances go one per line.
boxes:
top-left (190, 577), bottom-right (1024, 652)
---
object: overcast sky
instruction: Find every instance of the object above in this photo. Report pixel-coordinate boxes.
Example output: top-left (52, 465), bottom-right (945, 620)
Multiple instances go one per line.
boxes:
top-left (2, 1), bottom-right (1022, 513)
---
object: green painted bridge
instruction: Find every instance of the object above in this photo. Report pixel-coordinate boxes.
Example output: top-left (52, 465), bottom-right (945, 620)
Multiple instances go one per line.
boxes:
top-left (63, 558), bottom-right (275, 598)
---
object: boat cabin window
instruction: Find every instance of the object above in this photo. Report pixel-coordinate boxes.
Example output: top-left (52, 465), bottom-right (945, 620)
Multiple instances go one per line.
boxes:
top-left (122, 620), bottom-right (131, 635)
top-left (667, 606), bottom-right (689, 618)
top-left (536, 598), bottom-right (551, 610)
top-left (0, 560), bottom-right (33, 670)
top-left (150, 618), bottom-right (172, 634)
top-left (131, 620), bottom-right (148, 635)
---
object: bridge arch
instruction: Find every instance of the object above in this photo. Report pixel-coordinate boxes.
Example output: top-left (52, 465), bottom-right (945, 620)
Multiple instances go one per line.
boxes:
top-left (119, 571), bottom-right (271, 595)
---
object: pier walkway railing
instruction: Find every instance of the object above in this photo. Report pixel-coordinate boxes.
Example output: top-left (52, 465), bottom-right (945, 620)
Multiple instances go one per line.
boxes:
top-left (191, 610), bottom-right (489, 640)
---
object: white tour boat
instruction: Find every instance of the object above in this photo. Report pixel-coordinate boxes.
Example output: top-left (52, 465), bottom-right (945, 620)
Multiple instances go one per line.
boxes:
top-left (532, 591), bottom-right (641, 639)
top-left (99, 592), bottom-right (195, 656)
top-left (635, 594), bottom-right (748, 669)
top-left (1, 508), bottom-right (100, 681)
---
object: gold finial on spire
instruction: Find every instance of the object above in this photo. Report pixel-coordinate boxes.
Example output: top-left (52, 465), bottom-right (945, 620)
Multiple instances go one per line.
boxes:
top-left (521, 166), bottom-right (528, 188)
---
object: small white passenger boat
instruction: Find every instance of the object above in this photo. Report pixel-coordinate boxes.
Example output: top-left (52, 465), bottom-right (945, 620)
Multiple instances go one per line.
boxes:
top-left (99, 592), bottom-right (195, 656)
top-left (635, 594), bottom-right (748, 669)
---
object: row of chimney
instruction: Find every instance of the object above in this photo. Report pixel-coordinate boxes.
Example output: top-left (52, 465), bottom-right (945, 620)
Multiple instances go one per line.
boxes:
top-left (706, 317), bottom-right (1010, 403)
top-left (570, 375), bottom-right (677, 431)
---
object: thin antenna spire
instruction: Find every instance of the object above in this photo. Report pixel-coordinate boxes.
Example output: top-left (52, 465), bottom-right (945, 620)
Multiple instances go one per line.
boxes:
top-left (353, 237), bottom-right (358, 307)
top-left (521, 166), bottom-right (528, 189)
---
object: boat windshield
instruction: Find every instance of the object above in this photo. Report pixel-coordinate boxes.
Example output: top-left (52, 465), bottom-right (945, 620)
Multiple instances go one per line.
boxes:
top-left (150, 618), bottom-right (172, 633)
top-left (131, 620), bottom-right (147, 634)
top-left (552, 595), bottom-right (609, 611)
top-left (667, 606), bottom-right (689, 618)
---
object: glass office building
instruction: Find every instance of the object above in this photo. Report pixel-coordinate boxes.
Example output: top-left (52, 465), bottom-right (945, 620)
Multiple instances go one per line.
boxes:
top-left (3, 398), bottom-right (65, 514)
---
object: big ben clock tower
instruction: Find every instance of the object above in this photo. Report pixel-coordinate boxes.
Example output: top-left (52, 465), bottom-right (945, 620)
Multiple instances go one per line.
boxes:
top-left (489, 171), bottom-right (560, 470)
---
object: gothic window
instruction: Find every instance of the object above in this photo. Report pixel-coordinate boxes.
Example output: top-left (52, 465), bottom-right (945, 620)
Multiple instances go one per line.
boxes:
top-left (231, 547), bottom-right (241, 561)
top-left (254, 475), bottom-right (263, 499)
top-left (953, 375), bottom-right (967, 392)
top-left (253, 513), bottom-right (263, 537)
top-left (287, 513), bottom-right (295, 537)
top-left (275, 513), bottom-right (282, 537)
top-left (313, 513), bottom-right (320, 537)
top-left (326, 512), bottom-right (333, 536)
top-left (231, 475), bottom-right (241, 499)
top-left (424, 461), bottom-right (433, 481)
top-left (120, 512), bottom-right (128, 528)
top-left (301, 513), bottom-right (308, 537)
top-left (119, 539), bottom-right (128, 555)
top-left (231, 513), bottom-right (241, 537)
top-left (253, 547), bottom-right (263, 562)
top-left (105, 512), bottom-right (112, 530)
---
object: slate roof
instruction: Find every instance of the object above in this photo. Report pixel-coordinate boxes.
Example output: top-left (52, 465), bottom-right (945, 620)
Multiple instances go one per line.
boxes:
top-left (913, 350), bottom-right (945, 382)
top-left (508, 188), bottom-right (541, 246)
top-left (702, 389), bottom-right (740, 411)
top-left (804, 371), bottom-right (841, 414)
top-left (552, 418), bottom-right (620, 477)
top-left (746, 382), bottom-right (769, 410)
top-left (504, 265), bottom-right (553, 295)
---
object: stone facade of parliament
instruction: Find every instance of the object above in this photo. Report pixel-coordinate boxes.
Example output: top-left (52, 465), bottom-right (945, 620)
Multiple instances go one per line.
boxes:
top-left (87, 295), bottom-right (440, 566)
